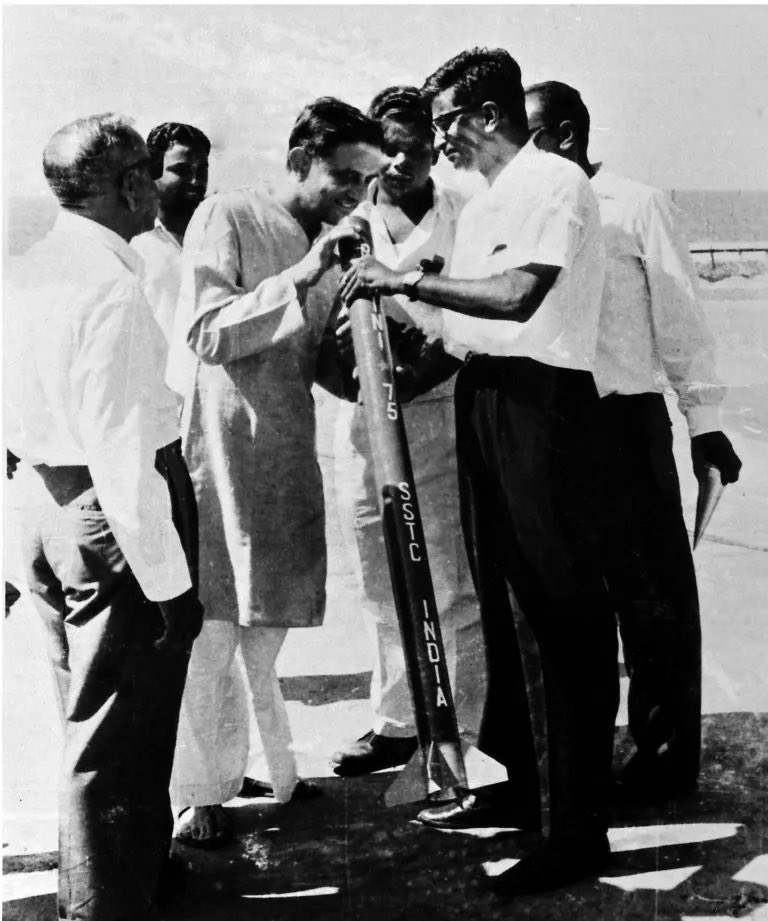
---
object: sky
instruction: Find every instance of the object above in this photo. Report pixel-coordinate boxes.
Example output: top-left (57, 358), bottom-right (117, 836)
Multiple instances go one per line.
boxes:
top-left (3, 4), bottom-right (768, 198)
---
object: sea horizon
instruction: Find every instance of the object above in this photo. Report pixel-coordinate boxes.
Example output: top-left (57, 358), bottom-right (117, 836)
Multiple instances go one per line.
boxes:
top-left (4, 188), bottom-right (768, 259)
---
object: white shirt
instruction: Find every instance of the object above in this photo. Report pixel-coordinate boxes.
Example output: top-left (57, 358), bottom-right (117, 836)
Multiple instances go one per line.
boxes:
top-left (444, 142), bottom-right (605, 371)
top-left (4, 210), bottom-right (191, 602)
top-left (130, 218), bottom-right (194, 397)
top-left (591, 168), bottom-right (723, 435)
top-left (355, 180), bottom-right (467, 402)
top-left (131, 218), bottom-right (182, 344)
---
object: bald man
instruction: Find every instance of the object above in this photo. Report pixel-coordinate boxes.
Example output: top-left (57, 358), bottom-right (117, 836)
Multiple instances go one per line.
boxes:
top-left (5, 113), bottom-right (203, 921)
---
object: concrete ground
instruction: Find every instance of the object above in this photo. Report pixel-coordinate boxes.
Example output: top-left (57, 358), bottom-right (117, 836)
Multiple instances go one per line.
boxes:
top-left (3, 291), bottom-right (768, 919)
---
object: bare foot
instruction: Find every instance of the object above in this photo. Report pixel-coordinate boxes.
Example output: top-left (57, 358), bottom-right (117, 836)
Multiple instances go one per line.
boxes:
top-left (174, 804), bottom-right (232, 848)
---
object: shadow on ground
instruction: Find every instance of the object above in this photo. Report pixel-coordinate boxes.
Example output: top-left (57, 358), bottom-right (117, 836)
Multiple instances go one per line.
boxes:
top-left (279, 672), bottom-right (373, 706)
top-left (8, 713), bottom-right (765, 921)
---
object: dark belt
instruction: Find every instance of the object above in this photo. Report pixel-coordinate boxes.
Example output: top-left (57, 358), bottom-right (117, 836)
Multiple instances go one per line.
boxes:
top-left (32, 463), bottom-right (95, 507)
top-left (31, 439), bottom-right (184, 509)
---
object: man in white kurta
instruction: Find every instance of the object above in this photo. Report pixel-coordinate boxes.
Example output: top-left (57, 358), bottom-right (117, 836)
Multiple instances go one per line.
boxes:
top-left (330, 86), bottom-right (485, 776)
top-left (170, 98), bottom-right (383, 847)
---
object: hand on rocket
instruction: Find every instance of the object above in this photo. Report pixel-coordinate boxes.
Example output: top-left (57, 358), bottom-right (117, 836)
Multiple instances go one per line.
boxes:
top-left (287, 218), bottom-right (367, 293)
top-left (339, 255), bottom-right (403, 302)
top-left (334, 309), bottom-right (427, 404)
top-left (691, 431), bottom-right (742, 485)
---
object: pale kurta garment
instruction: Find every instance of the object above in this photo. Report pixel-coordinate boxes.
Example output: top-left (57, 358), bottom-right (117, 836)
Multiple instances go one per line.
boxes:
top-left (334, 182), bottom-right (485, 739)
top-left (171, 185), bottom-right (338, 807)
top-left (179, 186), bottom-right (337, 628)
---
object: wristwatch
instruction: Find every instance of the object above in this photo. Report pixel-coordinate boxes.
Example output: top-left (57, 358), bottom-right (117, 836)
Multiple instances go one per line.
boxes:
top-left (401, 265), bottom-right (425, 301)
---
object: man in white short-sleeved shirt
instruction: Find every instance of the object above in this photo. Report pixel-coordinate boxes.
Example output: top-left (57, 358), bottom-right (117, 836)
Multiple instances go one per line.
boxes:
top-left (130, 122), bottom-right (211, 393)
top-left (340, 48), bottom-right (616, 895)
top-left (524, 80), bottom-right (742, 802)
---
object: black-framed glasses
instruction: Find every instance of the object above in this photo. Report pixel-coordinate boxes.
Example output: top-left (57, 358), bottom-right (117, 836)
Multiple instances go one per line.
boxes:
top-left (118, 155), bottom-right (163, 183)
top-left (432, 106), bottom-right (476, 138)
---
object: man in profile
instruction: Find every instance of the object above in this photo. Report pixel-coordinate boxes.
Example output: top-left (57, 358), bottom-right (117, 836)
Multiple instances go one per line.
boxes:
top-left (341, 48), bottom-right (615, 894)
top-left (5, 113), bottom-right (203, 921)
top-left (170, 98), bottom-right (383, 847)
top-left (524, 80), bottom-right (742, 801)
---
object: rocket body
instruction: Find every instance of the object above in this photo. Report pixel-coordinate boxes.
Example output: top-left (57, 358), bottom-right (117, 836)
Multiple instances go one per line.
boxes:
top-left (340, 220), bottom-right (469, 803)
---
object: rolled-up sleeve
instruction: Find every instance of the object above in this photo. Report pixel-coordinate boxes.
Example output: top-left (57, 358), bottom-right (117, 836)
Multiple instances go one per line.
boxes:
top-left (74, 282), bottom-right (192, 602)
top-left (641, 191), bottom-right (724, 435)
top-left (181, 198), bottom-right (306, 365)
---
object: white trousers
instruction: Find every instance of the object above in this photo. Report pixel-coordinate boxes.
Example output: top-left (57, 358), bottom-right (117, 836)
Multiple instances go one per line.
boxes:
top-left (367, 594), bottom-right (484, 740)
top-left (170, 620), bottom-right (298, 807)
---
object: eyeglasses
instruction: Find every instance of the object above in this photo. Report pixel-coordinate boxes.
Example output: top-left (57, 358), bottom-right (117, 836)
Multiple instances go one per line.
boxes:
top-left (432, 106), bottom-right (476, 138)
top-left (118, 155), bottom-right (163, 183)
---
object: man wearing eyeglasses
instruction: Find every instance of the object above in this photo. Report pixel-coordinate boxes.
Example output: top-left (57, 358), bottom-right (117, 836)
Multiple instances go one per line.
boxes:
top-left (524, 81), bottom-right (742, 803)
top-left (4, 113), bottom-right (203, 921)
top-left (340, 48), bottom-right (616, 895)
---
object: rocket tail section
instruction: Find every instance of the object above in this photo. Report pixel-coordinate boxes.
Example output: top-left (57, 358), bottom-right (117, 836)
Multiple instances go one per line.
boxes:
top-left (384, 742), bottom-right (508, 808)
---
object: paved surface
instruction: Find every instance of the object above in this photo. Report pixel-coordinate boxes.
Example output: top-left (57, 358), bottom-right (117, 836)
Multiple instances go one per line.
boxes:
top-left (3, 294), bottom-right (768, 919)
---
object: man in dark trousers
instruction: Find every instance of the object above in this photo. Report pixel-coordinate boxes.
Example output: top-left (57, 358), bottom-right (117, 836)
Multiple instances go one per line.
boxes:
top-left (5, 113), bottom-right (203, 921)
top-left (340, 48), bottom-right (617, 895)
top-left (524, 80), bottom-right (742, 800)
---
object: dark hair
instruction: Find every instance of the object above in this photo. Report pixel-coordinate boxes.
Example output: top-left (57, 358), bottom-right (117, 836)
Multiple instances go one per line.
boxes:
top-left (286, 96), bottom-right (382, 168)
top-left (525, 81), bottom-right (591, 151)
top-left (368, 85), bottom-right (433, 137)
top-left (422, 47), bottom-right (527, 131)
top-left (146, 122), bottom-right (211, 175)
top-left (42, 112), bottom-right (140, 207)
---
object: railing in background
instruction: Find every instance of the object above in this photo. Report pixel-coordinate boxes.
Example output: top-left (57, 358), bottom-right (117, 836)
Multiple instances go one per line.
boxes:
top-left (690, 241), bottom-right (768, 271)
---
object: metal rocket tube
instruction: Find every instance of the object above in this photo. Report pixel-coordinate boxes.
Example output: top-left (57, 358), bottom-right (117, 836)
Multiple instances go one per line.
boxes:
top-left (339, 219), bottom-right (469, 803)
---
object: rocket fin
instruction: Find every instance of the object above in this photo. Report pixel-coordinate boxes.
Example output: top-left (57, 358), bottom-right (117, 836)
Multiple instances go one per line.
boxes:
top-left (461, 742), bottom-right (508, 790)
top-left (384, 748), bottom-right (428, 808)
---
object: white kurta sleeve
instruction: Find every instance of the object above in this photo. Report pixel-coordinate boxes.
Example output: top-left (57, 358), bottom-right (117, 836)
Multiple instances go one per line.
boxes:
top-left (74, 281), bottom-right (192, 602)
top-left (640, 190), bottom-right (724, 436)
top-left (181, 198), bottom-right (307, 365)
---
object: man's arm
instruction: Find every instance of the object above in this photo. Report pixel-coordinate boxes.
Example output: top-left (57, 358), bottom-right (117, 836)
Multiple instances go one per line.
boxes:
top-left (74, 282), bottom-right (193, 603)
top-left (641, 190), bottom-right (741, 484)
top-left (339, 257), bottom-right (559, 322)
top-left (182, 199), bottom-right (360, 366)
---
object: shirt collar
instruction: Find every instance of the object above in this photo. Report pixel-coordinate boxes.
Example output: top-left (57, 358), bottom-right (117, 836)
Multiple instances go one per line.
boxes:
top-left (54, 210), bottom-right (144, 275)
top-left (154, 217), bottom-right (183, 251)
top-left (489, 139), bottom-right (543, 188)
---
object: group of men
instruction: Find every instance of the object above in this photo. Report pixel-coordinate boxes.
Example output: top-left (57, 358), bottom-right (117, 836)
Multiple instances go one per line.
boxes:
top-left (5, 46), bottom-right (742, 920)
